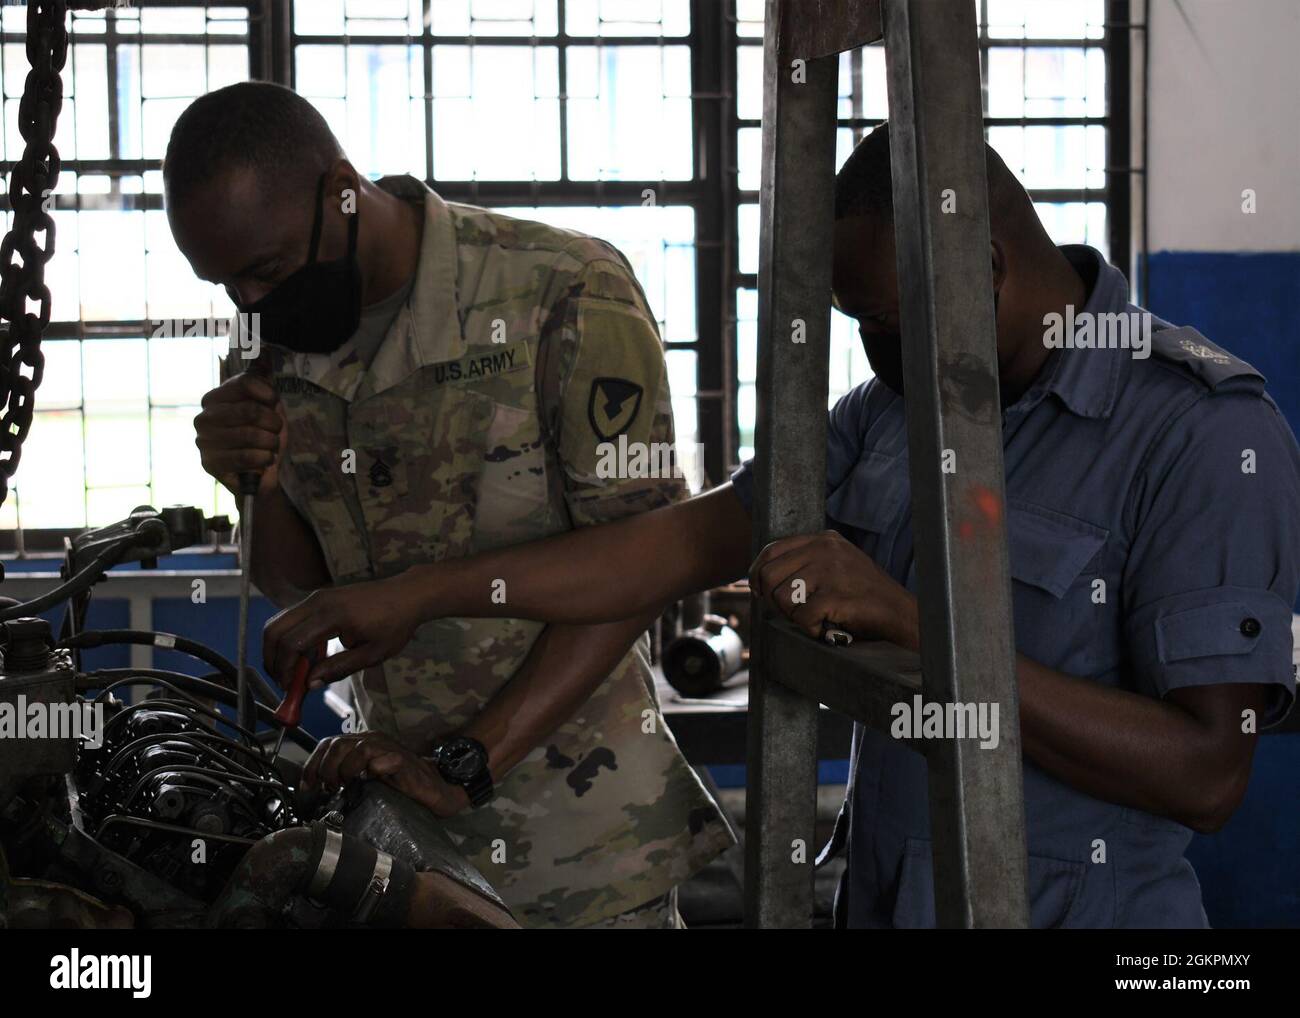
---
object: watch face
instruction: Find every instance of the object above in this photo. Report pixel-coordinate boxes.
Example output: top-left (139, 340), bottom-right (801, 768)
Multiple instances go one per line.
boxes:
top-left (440, 738), bottom-right (487, 782)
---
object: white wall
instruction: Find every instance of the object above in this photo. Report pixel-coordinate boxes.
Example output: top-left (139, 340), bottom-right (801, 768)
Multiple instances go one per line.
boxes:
top-left (1144, 0), bottom-right (1300, 252)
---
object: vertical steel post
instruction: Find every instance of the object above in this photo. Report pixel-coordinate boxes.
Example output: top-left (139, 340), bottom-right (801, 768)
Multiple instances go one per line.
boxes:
top-left (1105, 0), bottom-right (1133, 284)
top-left (692, 0), bottom-right (735, 486)
top-left (744, 0), bottom-right (838, 929)
top-left (882, 0), bottom-right (1029, 927)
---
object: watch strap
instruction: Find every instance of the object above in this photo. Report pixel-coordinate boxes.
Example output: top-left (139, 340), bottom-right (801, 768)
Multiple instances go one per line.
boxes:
top-left (463, 767), bottom-right (494, 808)
top-left (435, 738), bottom-right (494, 808)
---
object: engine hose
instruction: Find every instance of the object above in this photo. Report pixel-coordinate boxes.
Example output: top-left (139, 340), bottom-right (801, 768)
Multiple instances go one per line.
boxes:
top-left (84, 669), bottom-right (317, 754)
top-left (306, 825), bottom-right (415, 927)
top-left (60, 629), bottom-right (279, 708)
top-left (92, 673), bottom-right (263, 744)
top-left (206, 824), bottom-right (415, 929)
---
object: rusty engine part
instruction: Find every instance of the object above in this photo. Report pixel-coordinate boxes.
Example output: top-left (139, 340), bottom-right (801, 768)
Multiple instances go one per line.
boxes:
top-left (207, 792), bottom-right (516, 930)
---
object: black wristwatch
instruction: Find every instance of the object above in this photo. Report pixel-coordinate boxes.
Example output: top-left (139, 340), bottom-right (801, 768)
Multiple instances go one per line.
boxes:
top-left (432, 736), bottom-right (494, 808)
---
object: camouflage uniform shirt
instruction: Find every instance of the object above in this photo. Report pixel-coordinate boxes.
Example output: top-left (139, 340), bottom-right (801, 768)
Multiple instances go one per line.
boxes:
top-left (259, 175), bottom-right (734, 927)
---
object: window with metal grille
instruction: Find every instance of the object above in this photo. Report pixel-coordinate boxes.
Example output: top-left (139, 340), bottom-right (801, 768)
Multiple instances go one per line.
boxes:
top-left (292, 0), bottom-right (706, 488)
top-left (0, 0), bottom-right (712, 541)
top-left (0, 0), bottom-right (1130, 543)
top-left (0, 3), bottom-right (252, 541)
top-left (733, 0), bottom-right (1126, 462)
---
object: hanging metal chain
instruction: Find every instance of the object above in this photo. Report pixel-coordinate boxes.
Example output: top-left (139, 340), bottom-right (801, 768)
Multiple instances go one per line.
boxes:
top-left (0, 0), bottom-right (69, 508)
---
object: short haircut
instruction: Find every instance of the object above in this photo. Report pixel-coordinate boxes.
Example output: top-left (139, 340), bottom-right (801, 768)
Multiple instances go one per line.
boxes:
top-left (163, 82), bottom-right (343, 210)
top-left (834, 122), bottom-right (1030, 231)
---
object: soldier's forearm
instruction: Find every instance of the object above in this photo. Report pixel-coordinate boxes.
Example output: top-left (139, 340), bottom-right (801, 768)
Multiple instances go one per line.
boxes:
top-left (460, 614), bottom-right (658, 782)
top-left (405, 484), bottom-right (753, 626)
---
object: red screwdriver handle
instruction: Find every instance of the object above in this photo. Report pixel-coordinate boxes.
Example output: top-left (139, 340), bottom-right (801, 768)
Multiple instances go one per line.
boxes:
top-left (274, 655), bottom-right (311, 728)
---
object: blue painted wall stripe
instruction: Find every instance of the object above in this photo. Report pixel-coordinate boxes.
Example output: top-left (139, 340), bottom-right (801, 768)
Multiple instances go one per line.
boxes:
top-left (1147, 251), bottom-right (1300, 435)
top-left (1147, 249), bottom-right (1300, 926)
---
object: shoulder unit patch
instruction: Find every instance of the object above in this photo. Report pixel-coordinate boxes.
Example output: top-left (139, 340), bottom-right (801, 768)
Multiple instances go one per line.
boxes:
top-left (588, 377), bottom-right (644, 441)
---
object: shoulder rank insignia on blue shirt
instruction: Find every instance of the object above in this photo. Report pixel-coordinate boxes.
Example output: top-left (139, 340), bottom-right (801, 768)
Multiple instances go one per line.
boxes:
top-left (1149, 325), bottom-right (1265, 391)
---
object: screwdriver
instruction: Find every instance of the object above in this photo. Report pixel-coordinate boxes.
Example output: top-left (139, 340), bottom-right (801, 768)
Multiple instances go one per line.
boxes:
top-left (235, 467), bottom-right (259, 734)
top-left (234, 348), bottom-right (272, 734)
top-left (270, 654), bottom-right (312, 760)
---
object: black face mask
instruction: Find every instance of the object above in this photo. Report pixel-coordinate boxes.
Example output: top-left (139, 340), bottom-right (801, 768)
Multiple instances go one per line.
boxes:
top-left (861, 293), bottom-right (999, 398)
top-left (239, 174), bottom-right (361, 355)
top-left (862, 329), bottom-right (906, 396)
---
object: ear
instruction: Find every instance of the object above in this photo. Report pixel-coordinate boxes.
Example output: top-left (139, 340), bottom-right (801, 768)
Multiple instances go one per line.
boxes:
top-left (324, 157), bottom-right (360, 215)
top-left (989, 238), bottom-right (1007, 295)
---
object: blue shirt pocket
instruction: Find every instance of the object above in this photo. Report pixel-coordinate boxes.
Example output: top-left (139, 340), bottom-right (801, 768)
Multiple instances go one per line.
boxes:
top-left (1008, 499), bottom-right (1109, 597)
top-left (1007, 498), bottom-right (1112, 676)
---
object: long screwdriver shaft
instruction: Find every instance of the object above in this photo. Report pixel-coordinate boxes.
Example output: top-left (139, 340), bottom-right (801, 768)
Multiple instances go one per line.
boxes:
top-left (236, 484), bottom-right (257, 733)
top-left (235, 352), bottom-right (269, 738)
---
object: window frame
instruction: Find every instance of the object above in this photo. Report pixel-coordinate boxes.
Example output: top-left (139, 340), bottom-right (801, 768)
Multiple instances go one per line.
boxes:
top-left (0, 0), bottom-right (1131, 551)
top-left (0, 0), bottom-right (263, 553)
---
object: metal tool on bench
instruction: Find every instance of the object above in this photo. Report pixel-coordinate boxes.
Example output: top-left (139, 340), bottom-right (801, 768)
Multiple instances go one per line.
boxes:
top-left (663, 613), bottom-right (744, 698)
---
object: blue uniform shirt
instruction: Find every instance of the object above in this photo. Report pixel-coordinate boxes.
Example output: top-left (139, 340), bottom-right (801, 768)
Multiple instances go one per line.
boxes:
top-left (732, 245), bottom-right (1300, 928)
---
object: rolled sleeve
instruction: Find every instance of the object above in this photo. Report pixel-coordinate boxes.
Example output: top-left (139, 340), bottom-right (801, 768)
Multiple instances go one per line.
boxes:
top-left (1125, 586), bottom-right (1295, 724)
top-left (1123, 391), bottom-right (1300, 726)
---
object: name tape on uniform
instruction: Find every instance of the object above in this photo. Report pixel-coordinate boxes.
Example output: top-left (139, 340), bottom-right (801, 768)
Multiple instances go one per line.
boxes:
top-left (269, 341), bottom-right (532, 396)
top-left (430, 341), bottom-right (532, 387)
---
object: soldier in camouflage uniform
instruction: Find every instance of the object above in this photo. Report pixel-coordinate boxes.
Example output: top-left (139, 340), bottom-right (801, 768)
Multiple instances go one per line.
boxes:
top-left (167, 83), bottom-right (734, 928)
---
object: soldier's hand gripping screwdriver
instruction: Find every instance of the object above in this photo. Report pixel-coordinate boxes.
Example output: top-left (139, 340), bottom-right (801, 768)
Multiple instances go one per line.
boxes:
top-left (270, 654), bottom-right (312, 761)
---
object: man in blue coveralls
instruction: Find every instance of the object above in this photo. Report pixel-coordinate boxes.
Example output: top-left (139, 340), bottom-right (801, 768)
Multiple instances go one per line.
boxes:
top-left (262, 125), bottom-right (1300, 928)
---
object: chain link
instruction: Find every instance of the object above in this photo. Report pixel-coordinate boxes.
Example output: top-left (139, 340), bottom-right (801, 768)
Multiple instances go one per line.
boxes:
top-left (0, 0), bottom-right (68, 507)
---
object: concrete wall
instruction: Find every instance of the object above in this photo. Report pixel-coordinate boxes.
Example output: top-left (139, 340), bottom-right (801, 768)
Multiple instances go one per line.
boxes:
top-left (1142, 0), bottom-right (1300, 432)
top-left (1138, 0), bottom-right (1300, 928)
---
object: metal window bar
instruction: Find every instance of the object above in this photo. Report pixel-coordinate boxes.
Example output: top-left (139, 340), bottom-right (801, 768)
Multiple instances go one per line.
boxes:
top-left (746, 0), bottom-right (1028, 928)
